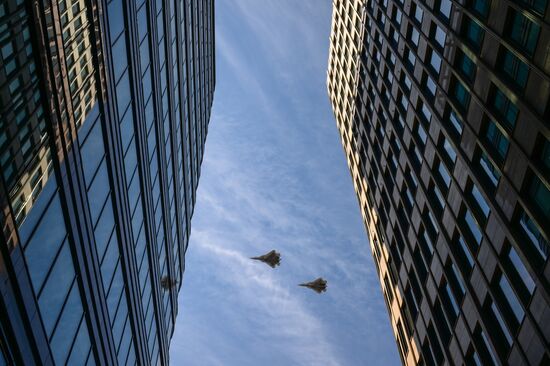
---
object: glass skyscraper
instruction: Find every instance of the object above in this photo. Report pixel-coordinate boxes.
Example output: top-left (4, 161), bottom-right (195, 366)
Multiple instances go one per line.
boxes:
top-left (328, 0), bottom-right (549, 365)
top-left (0, 0), bottom-right (214, 364)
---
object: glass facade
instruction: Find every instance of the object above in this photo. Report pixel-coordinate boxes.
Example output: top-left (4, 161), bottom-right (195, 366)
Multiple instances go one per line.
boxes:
top-left (0, 0), bottom-right (215, 364)
top-left (327, 0), bottom-right (550, 365)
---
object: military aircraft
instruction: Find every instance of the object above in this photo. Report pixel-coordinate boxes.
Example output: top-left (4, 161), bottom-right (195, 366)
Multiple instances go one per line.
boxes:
top-left (250, 250), bottom-right (281, 268)
top-left (299, 277), bottom-right (327, 294)
top-left (160, 276), bottom-right (178, 290)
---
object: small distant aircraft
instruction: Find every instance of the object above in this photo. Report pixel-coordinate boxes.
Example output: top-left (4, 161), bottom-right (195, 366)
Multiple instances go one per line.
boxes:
top-left (251, 250), bottom-right (281, 268)
top-left (160, 276), bottom-right (178, 290)
top-left (299, 278), bottom-right (327, 294)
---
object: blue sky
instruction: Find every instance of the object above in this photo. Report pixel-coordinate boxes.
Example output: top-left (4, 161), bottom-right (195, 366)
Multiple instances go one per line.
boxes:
top-left (169, 1), bottom-right (400, 365)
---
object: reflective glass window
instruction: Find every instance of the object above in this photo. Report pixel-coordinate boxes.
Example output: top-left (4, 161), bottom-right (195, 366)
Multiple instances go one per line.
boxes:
top-left (499, 274), bottom-right (525, 323)
top-left (507, 9), bottom-right (540, 56)
top-left (462, 16), bottom-right (484, 50)
top-left (491, 89), bottom-right (518, 130)
top-left (485, 120), bottom-right (509, 162)
top-left (87, 160), bottom-right (110, 225)
top-left (464, 208), bottom-right (483, 245)
top-left (498, 47), bottom-right (529, 90)
top-left (507, 246), bottom-right (535, 295)
top-left (528, 174), bottom-right (550, 220)
top-left (50, 283), bottom-right (83, 365)
top-left (519, 208), bottom-right (549, 260)
top-left (107, 0), bottom-right (124, 42)
top-left (66, 320), bottom-right (91, 366)
top-left (38, 242), bottom-right (75, 336)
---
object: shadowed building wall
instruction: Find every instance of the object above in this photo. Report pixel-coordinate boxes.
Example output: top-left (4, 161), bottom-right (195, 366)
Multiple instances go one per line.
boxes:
top-left (327, 0), bottom-right (549, 365)
top-left (0, 0), bottom-right (215, 364)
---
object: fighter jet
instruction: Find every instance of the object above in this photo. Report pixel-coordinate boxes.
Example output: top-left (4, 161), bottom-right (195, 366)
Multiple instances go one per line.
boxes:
top-left (251, 250), bottom-right (281, 268)
top-left (160, 276), bottom-right (178, 290)
top-left (299, 278), bottom-right (327, 294)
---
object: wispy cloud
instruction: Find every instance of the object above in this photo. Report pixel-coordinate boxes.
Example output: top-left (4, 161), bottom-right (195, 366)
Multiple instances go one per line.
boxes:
top-left (170, 0), bottom-right (400, 365)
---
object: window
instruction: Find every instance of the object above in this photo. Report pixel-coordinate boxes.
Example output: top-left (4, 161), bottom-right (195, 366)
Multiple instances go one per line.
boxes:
top-left (539, 135), bottom-right (550, 174)
top-left (408, 26), bottom-right (420, 47)
top-left (490, 87), bottom-right (518, 130)
top-left (412, 2), bottom-right (423, 24)
top-left (438, 0), bottom-right (452, 19)
top-left (437, 161), bottom-right (452, 189)
top-left (470, 183), bottom-right (491, 220)
top-left (441, 136), bottom-right (457, 164)
top-left (518, 207), bottom-right (549, 260)
top-left (429, 49), bottom-right (442, 74)
top-left (451, 79), bottom-right (470, 111)
top-left (479, 151), bottom-right (501, 188)
top-left (498, 47), bottom-right (529, 90)
top-left (519, 0), bottom-right (548, 15)
top-left (466, 0), bottom-right (491, 18)
top-left (488, 299), bottom-right (513, 347)
top-left (498, 274), bottom-right (525, 324)
top-left (455, 48), bottom-right (476, 82)
top-left (424, 74), bottom-right (437, 98)
top-left (507, 9), bottom-right (540, 56)
top-left (527, 174), bottom-right (550, 220)
top-left (464, 208), bottom-right (483, 245)
top-left (456, 234), bottom-right (475, 270)
top-left (447, 109), bottom-right (463, 136)
top-left (405, 47), bottom-right (416, 69)
top-left (506, 246), bottom-right (535, 296)
top-left (432, 23), bottom-right (446, 49)
top-left (462, 16), bottom-right (484, 50)
top-left (484, 119), bottom-right (509, 163)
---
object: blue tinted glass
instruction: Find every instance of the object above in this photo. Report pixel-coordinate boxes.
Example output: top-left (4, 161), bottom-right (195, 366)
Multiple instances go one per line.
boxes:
top-left (112, 33), bottom-right (128, 83)
top-left (116, 71), bottom-right (132, 118)
top-left (124, 141), bottom-right (138, 181)
top-left (438, 162), bottom-right (451, 188)
top-left (26, 237), bottom-right (67, 295)
top-left (107, 0), bottom-right (124, 43)
top-left (101, 238), bottom-right (120, 291)
top-left (112, 297), bottom-right (128, 340)
top-left (499, 275), bottom-right (525, 322)
top-left (87, 160), bottom-right (110, 225)
top-left (50, 283), bottom-right (83, 365)
top-left (94, 200), bottom-right (115, 258)
top-left (81, 120), bottom-right (106, 186)
top-left (519, 209), bottom-right (549, 259)
top-left (18, 175), bottom-right (58, 245)
top-left (22, 193), bottom-right (65, 249)
top-left (458, 236), bottom-right (474, 269)
top-left (464, 209), bottom-right (483, 245)
top-left (66, 320), bottom-right (91, 366)
top-left (117, 317), bottom-right (132, 358)
top-left (24, 195), bottom-right (67, 290)
top-left (38, 243), bottom-right (75, 336)
top-left (119, 108), bottom-right (134, 153)
top-left (479, 153), bottom-right (501, 187)
top-left (508, 247), bottom-right (535, 294)
top-left (471, 184), bottom-right (490, 218)
top-left (107, 268), bottom-right (124, 312)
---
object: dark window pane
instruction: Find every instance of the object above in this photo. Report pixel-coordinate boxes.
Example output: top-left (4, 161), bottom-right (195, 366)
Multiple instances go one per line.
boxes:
top-left (491, 87), bottom-right (518, 130)
top-left (498, 48), bottom-right (529, 90)
top-left (485, 120), bottom-right (509, 162)
top-left (507, 10), bottom-right (540, 56)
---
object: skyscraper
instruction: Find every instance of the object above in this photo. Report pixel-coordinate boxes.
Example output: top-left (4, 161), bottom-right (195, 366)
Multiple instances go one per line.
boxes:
top-left (0, 0), bottom-right (214, 364)
top-left (327, 0), bottom-right (549, 365)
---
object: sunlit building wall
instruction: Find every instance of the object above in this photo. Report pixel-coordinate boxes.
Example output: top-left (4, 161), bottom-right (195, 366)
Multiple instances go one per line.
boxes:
top-left (0, 0), bottom-right (215, 364)
top-left (327, 0), bottom-right (550, 365)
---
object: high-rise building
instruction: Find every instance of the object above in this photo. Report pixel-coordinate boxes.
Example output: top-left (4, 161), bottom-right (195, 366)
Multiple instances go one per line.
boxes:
top-left (0, 0), bottom-right (214, 364)
top-left (327, 0), bottom-right (549, 365)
